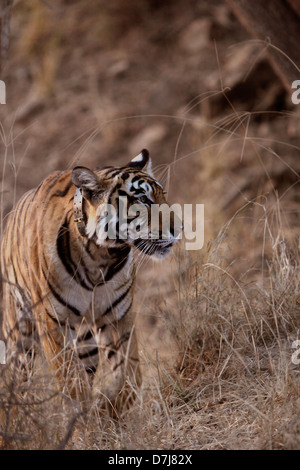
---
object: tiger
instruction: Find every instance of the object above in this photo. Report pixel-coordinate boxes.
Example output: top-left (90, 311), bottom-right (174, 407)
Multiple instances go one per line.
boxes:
top-left (1, 149), bottom-right (179, 414)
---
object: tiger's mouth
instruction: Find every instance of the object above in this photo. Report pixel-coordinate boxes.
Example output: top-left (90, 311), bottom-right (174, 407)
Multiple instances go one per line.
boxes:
top-left (133, 238), bottom-right (176, 258)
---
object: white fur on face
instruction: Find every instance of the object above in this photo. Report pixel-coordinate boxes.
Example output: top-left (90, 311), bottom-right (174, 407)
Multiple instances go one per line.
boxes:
top-left (86, 216), bottom-right (96, 238)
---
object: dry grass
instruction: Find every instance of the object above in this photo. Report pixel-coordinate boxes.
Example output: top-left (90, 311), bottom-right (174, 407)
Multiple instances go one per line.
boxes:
top-left (1, 196), bottom-right (299, 449)
top-left (0, 107), bottom-right (299, 450)
top-left (165, 220), bottom-right (300, 449)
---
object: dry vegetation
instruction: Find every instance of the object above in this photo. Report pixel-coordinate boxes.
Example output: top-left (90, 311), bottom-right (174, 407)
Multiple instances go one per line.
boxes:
top-left (0, 0), bottom-right (300, 450)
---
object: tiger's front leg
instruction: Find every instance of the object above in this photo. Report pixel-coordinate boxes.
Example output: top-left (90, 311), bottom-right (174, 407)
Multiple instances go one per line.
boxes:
top-left (93, 313), bottom-right (142, 416)
top-left (30, 294), bottom-right (92, 406)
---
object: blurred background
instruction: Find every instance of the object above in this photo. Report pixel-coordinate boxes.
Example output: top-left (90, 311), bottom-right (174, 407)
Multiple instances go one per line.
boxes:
top-left (0, 1), bottom-right (298, 209)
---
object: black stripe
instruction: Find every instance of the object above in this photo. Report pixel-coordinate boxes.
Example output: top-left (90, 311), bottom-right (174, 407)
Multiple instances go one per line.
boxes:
top-left (44, 273), bottom-right (82, 317)
top-left (12, 248), bottom-right (31, 296)
top-left (121, 171), bottom-right (130, 181)
top-left (44, 307), bottom-right (64, 326)
top-left (107, 244), bottom-right (130, 258)
top-left (131, 175), bottom-right (141, 184)
top-left (115, 278), bottom-right (132, 292)
top-left (107, 332), bottom-right (130, 359)
top-left (10, 192), bottom-right (29, 251)
top-left (113, 358), bottom-right (124, 371)
top-left (107, 349), bottom-right (115, 359)
top-left (31, 182), bottom-right (43, 201)
top-left (14, 193), bottom-right (34, 286)
top-left (17, 193), bottom-right (35, 284)
top-left (102, 282), bottom-right (132, 316)
top-left (56, 215), bottom-right (94, 291)
top-left (104, 245), bottom-right (131, 282)
top-left (111, 356), bottom-right (138, 373)
top-left (9, 191), bottom-right (33, 276)
top-left (18, 323), bottom-right (34, 337)
top-left (44, 172), bottom-right (63, 196)
top-left (78, 347), bottom-right (98, 359)
top-left (105, 253), bottom-right (130, 282)
top-left (77, 329), bottom-right (94, 342)
top-left (84, 239), bottom-right (97, 260)
top-left (117, 298), bottom-right (133, 321)
top-left (115, 331), bottom-right (130, 349)
top-left (79, 250), bottom-right (105, 287)
top-left (104, 169), bottom-right (121, 178)
top-left (1, 244), bottom-right (10, 281)
top-left (22, 191), bottom-right (34, 227)
top-left (107, 182), bottom-right (122, 205)
top-left (101, 165), bottom-right (113, 171)
top-left (118, 190), bottom-right (137, 205)
top-left (103, 167), bottom-right (117, 175)
top-left (50, 179), bottom-right (73, 199)
top-left (30, 172), bottom-right (59, 203)
top-left (77, 323), bottom-right (107, 343)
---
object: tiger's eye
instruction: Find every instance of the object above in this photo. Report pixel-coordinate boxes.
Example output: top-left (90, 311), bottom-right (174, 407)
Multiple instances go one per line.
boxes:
top-left (139, 195), bottom-right (148, 203)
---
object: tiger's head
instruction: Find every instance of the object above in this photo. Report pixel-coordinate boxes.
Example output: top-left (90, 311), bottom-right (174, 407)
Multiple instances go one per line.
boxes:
top-left (71, 150), bottom-right (181, 258)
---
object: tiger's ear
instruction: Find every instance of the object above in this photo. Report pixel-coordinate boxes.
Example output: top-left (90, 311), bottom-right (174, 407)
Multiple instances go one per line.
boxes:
top-left (72, 166), bottom-right (107, 201)
top-left (128, 149), bottom-right (154, 177)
